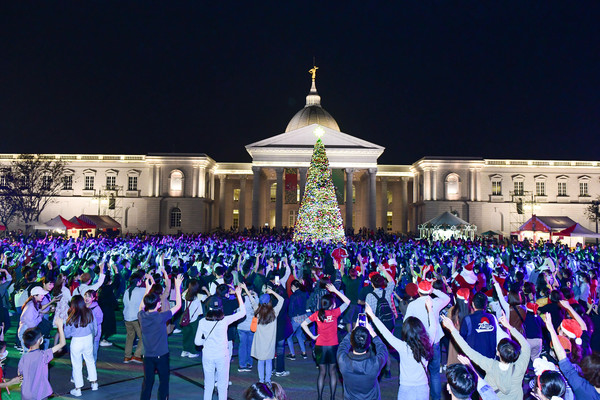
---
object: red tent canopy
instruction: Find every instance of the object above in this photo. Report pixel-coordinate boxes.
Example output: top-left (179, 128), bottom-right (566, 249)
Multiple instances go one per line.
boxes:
top-left (555, 223), bottom-right (600, 238)
top-left (59, 216), bottom-right (82, 230)
top-left (75, 217), bottom-right (96, 229)
top-left (518, 215), bottom-right (551, 233)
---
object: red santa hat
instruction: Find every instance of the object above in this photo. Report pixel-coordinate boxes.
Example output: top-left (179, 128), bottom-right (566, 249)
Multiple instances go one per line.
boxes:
top-left (526, 302), bottom-right (539, 314)
top-left (456, 288), bottom-right (470, 302)
top-left (418, 280), bottom-right (433, 295)
top-left (560, 319), bottom-right (583, 345)
top-left (405, 282), bottom-right (419, 298)
top-left (460, 261), bottom-right (477, 285)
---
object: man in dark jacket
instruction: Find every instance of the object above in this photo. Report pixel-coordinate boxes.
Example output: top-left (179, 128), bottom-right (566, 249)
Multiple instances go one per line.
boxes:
top-left (460, 291), bottom-right (498, 360)
top-left (337, 323), bottom-right (388, 400)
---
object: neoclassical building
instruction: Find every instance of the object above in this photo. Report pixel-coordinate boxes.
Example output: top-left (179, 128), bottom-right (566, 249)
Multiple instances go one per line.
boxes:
top-left (2, 73), bottom-right (600, 236)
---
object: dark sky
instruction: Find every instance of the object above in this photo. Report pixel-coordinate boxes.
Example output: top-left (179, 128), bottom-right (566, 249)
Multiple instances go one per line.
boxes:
top-left (1, 2), bottom-right (599, 165)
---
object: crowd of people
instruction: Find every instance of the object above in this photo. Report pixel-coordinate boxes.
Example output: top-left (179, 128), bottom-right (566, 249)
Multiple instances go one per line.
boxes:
top-left (0, 230), bottom-right (597, 400)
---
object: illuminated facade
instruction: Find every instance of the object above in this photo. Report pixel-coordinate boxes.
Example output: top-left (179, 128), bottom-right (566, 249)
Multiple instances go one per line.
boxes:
top-left (2, 74), bottom-right (599, 236)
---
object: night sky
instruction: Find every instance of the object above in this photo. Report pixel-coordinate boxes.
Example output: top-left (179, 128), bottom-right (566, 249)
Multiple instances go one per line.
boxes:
top-left (1, 2), bottom-right (599, 165)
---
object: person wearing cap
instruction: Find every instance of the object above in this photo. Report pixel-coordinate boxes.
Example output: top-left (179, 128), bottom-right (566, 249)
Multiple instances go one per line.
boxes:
top-left (196, 286), bottom-right (245, 400)
top-left (446, 288), bottom-right (471, 366)
top-left (17, 286), bottom-right (57, 349)
top-left (404, 279), bottom-right (450, 400)
top-left (251, 287), bottom-right (284, 386)
top-left (524, 302), bottom-right (544, 361)
top-left (544, 312), bottom-right (600, 400)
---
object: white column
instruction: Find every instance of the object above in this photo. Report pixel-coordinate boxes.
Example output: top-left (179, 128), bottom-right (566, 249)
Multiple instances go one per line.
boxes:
top-left (469, 169), bottom-right (475, 201)
top-left (431, 169), bottom-right (437, 201)
top-left (192, 166), bottom-right (198, 197)
top-left (155, 165), bottom-right (161, 197)
top-left (475, 169), bottom-right (481, 201)
top-left (368, 168), bottom-right (377, 231)
top-left (423, 168), bottom-right (431, 201)
top-left (400, 177), bottom-right (408, 233)
top-left (345, 168), bottom-right (354, 231)
top-left (198, 166), bottom-right (206, 198)
top-left (209, 170), bottom-right (215, 200)
top-left (239, 176), bottom-right (247, 229)
top-left (148, 165), bottom-right (155, 197)
top-left (252, 166), bottom-right (261, 228)
top-left (218, 175), bottom-right (226, 228)
top-left (380, 178), bottom-right (388, 229)
top-left (275, 168), bottom-right (284, 231)
top-left (413, 172), bottom-right (419, 203)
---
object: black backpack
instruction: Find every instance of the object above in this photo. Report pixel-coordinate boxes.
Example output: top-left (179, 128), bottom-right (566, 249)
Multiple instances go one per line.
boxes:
top-left (373, 291), bottom-right (395, 332)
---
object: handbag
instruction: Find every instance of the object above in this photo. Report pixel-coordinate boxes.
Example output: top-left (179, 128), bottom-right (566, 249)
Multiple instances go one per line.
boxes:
top-left (180, 300), bottom-right (199, 327)
top-left (250, 316), bottom-right (258, 333)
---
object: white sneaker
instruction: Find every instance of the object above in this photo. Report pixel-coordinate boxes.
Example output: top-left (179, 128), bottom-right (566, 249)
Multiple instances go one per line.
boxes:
top-left (181, 351), bottom-right (190, 357)
top-left (91, 382), bottom-right (99, 391)
top-left (187, 353), bottom-right (200, 358)
top-left (70, 388), bottom-right (82, 397)
top-left (173, 329), bottom-right (182, 334)
top-left (99, 340), bottom-right (113, 347)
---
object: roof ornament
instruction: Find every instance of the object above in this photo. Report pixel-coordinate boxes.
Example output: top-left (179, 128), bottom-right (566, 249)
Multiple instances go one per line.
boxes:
top-left (309, 65), bottom-right (318, 81)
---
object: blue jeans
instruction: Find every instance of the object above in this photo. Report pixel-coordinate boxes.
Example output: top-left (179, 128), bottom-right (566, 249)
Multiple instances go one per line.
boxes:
top-left (140, 352), bottom-right (169, 400)
top-left (427, 342), bottom-right (441, 400)
top-left (286, 320), bottom-right (306, 356)
top-left (257, 359), bottom-right (273, 384)
top-left (275, 339), bottom-right (285, 372)
top-left (238, 329), bottom-right (254, 368)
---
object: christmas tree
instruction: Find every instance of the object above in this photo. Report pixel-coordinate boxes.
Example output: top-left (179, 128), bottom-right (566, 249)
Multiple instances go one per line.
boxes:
top-left (293, 135), bottom-right (346, 243)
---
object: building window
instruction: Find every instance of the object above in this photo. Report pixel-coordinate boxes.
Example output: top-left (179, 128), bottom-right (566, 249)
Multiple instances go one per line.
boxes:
top-left (41, 175), bottom-right (52, 191)
top-left (492, 181), bottom-right (502, 196)
top-left (63, 175), bottom-right (73, 190)
top-left (387, 190), bottom-right (392, 205)
top-left (169, 170), bottom-right (184, 196)
top-left (170, 207), bottom-right (182, 228)
top-left (514, 181), bottom-right (524, 196)
top-left (233, 188), bottom-right (240, 202)
top-left (106, 176), bottom-right (116, 190)
top-left (387, 211), bottom-right (393, 231)
top-left (445, 173), bottom-right (460, 200)
top-left (289, 210), bottom-right (297, 226)
top-left (270, 183), bottom-right (277, 202)
top-left (297, 187), bottom-right (301, 202)
top-left (84, 176), bottom-right (95, 191)
top-left (580, 181), bottom-right (589, 197)
top-left (535, 181), bottom-right (546, 196)
top-left (128, 176), bottom-right (138, 191)
top-left (232, 209), bottom-right (239, 229)
top-left (558, 181), bottom-right (567, 196)
top-left (0, 175), bottom-right (6, 188)
top-left (352, 185), bottom-right (356, 203)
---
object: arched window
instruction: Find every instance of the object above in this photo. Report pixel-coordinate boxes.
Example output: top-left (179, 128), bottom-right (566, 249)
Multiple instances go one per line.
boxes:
top-left (170, 207), bottom-right (182, 228)
top-left (445, 173), bottom-right (461, 200)
top-left (169, 170), bottom-right (184, 197)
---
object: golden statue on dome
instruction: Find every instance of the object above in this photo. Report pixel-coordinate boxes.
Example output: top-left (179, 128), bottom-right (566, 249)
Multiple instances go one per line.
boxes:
top-left (309, 65), bottom-right (318, 80)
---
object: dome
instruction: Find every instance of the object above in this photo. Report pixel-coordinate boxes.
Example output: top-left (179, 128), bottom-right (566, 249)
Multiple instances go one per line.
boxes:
top-left (285, 79), bottom-right (340, 132)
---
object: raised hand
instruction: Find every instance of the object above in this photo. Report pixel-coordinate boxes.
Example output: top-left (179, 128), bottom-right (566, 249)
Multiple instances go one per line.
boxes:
top-left (498, 311), bottom-right (510, 329)
top-left (175, 274), bottom-right (184, 288)
top-left (440, 315), bottom-right (455, 331)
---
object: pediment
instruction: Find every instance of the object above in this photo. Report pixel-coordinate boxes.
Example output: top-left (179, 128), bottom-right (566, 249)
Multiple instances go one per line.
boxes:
top-left (246, 124), bottom-right (384, 151)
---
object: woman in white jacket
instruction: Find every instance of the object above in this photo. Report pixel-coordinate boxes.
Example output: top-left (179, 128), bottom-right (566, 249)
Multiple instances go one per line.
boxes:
top-left (195, 286), bottom-right (245, 400)
top-left (365, 298), bottom-right (437, 400)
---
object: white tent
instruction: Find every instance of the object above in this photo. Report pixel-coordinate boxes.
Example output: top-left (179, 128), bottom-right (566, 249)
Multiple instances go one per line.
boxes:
top-left (419, 211), bottom-right (477, 241)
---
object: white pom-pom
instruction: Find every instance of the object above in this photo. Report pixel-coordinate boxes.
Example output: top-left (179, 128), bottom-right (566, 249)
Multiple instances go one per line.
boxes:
top-left (575, 338), bottom-right (582, 346)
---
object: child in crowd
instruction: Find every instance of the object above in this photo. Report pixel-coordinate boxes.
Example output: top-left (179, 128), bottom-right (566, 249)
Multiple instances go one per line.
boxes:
top-left (18, 317), bottom-right (66, 400)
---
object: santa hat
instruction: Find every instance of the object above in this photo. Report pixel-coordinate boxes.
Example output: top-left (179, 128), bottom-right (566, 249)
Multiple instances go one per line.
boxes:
top-left (405, 282), bottom-right (419, 298)
top-left (418, 280), bottom-right (433, 295)
top-left (526, 303), bottom-right (539, 314)
top-left (460, 261), bottom-right (477, 285)
top-left (560, 319), bottom-right (583, 345)
top-left (456, 288), bottom-right (470, 302)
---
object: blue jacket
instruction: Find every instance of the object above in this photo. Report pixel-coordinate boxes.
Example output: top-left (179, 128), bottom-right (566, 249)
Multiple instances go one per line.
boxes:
top-left (460, 310), bottom-right (498, 360)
